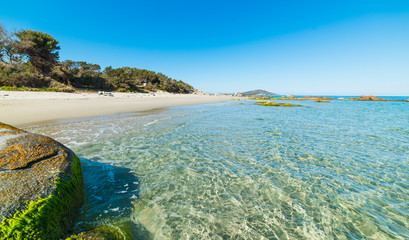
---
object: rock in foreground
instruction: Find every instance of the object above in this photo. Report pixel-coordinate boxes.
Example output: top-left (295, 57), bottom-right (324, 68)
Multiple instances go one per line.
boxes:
top-left (0, 123), bottom-right (84, 239)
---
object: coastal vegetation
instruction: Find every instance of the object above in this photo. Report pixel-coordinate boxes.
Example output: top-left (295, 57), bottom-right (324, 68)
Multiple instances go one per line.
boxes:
top-left (0, 24), bottom-right (194, 93)
top-left (255, 100), bottom-right (302, 107)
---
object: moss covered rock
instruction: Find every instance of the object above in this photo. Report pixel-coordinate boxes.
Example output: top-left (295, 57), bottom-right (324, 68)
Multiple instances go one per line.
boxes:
top-left (0, 122), bottom-right (84, 240)
top-left (66, 220), bottom-right (145, 240)
top-left (255, 101), bottom-right (302, 107)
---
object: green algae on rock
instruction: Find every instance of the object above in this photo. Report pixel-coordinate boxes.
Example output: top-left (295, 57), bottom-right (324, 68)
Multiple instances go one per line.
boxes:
top-left (0, 122), bottom-right (84, 240)
top-left (66, 220), bottom-right (151, 240)
top-left (255, 101), bottom-right (302, 107)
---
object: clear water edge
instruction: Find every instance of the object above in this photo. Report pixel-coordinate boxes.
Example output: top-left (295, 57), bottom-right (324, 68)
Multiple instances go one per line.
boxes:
top-left (28, 99), bottom-right (409, 239)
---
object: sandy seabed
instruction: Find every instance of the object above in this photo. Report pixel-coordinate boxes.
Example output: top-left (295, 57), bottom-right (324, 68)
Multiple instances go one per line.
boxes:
top-left (0, 91), bottom-right (232, 127)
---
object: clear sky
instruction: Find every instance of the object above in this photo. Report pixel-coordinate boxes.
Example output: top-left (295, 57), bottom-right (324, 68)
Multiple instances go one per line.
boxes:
top-left (1, 0), bottom-right (409, 95)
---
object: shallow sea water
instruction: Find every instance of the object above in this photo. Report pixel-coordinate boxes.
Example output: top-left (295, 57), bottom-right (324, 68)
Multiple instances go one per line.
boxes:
top-left (29, 99), bottom-right (409, 239)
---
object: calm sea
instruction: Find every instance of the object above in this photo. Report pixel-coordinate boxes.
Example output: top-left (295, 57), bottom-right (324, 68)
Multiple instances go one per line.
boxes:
top-left (29, 98), bottom-right (409, 239)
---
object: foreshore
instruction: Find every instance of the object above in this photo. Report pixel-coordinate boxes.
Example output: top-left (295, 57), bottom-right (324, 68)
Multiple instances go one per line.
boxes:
top-left (0, 91), bottom-right (233, 127)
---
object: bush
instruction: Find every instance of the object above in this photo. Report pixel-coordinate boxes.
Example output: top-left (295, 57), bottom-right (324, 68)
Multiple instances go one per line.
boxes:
top-left (2, 72), bottom-right (49, 88)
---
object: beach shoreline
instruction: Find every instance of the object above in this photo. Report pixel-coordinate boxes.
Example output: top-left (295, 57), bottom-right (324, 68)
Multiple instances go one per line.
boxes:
top-left (0, 91), bottom-right (233, 127)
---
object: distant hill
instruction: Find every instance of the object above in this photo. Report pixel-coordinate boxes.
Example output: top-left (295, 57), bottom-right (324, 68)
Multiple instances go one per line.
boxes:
top-left (241, 89), bottom-right (278, 96)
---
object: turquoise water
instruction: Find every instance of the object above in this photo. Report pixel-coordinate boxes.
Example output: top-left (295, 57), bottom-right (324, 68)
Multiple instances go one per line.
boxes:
top-left (30, 99), bottom-right (409, 239)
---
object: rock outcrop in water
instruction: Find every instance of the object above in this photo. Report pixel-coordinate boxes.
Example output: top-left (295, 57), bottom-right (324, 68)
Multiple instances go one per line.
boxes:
top-left (255, 101), bottom-right (302, 107)
top-left (344, 96), bottom-right (390, 101)
top-left (0, 123), bottom-right (84, 239)
top-left (250, 96), bottom-right (334, 101)
top-left (297, 96), bottom-right (334, 100)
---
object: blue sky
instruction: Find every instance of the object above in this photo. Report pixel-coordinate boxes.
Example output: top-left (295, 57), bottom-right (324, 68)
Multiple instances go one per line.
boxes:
top-left (1, 0), bottom-right (409, 95)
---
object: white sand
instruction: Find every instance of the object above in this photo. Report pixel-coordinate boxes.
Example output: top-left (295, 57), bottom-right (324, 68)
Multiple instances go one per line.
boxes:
top-left (0, 91), bottom-right (232, 127)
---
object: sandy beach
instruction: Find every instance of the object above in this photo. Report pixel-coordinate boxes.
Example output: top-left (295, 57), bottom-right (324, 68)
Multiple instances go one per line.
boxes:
top-left (0, 91), bottom-right (232, 127)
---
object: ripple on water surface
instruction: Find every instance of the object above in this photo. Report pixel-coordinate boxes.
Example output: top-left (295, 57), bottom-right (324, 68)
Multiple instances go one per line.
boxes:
top-left (29, 100), bottom-right (409, 239)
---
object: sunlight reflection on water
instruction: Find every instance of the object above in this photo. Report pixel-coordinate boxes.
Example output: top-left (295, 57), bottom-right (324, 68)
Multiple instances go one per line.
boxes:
top-left (29, 100), bottom-right (409, 239)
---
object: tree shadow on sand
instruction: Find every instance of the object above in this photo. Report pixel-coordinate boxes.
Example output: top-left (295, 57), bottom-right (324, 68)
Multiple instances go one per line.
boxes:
top-left (72, 158), bottom-right (152, 240)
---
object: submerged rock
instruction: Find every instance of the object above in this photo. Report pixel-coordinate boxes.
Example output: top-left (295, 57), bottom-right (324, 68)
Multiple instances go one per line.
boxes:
top-left (66, 220), bottom-right (151, 240)
top-left (255, 101), bottom-right (302, 107)
top-left (0, 122), bottom-right (84, 239)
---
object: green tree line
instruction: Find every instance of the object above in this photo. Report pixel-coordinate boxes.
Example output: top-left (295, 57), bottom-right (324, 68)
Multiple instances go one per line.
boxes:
top-left (0, 24), bottom-right (194, 93)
